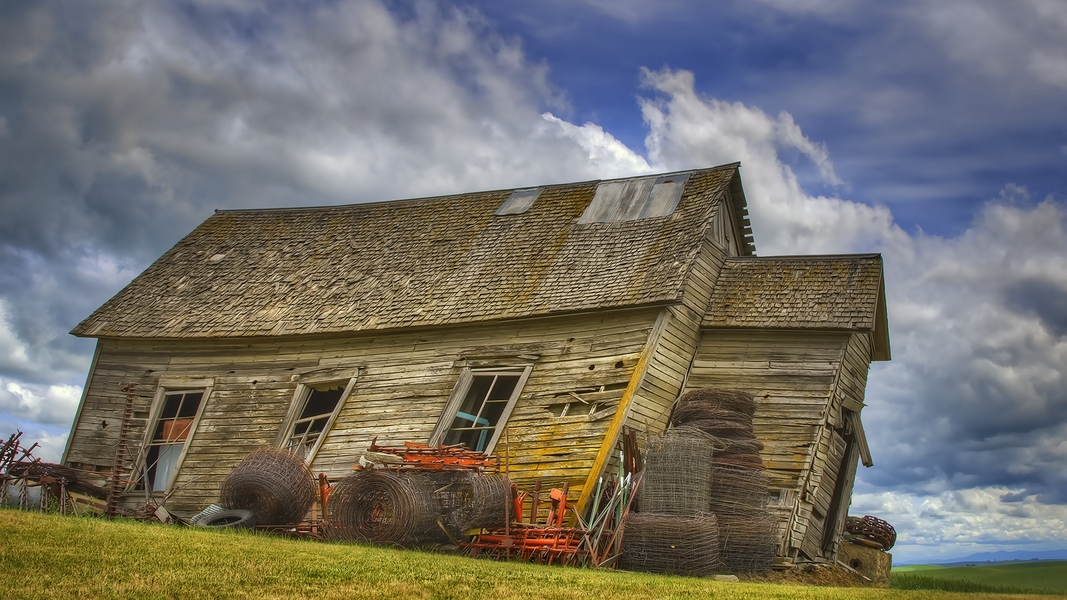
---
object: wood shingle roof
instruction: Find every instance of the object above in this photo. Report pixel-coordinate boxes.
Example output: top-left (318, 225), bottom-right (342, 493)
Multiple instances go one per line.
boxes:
top-left (73, 164), bottom-right (751, 339)
top-left (704, 254), bottom-right (890, 359)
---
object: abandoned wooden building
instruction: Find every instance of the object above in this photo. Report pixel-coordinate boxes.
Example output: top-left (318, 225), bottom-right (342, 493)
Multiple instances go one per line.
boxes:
top-left (63, 162), bottom-right (890, 566)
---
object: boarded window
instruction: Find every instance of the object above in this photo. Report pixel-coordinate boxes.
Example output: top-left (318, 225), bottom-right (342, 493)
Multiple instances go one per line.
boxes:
top-left (578, 173), bottom-right (690, 223)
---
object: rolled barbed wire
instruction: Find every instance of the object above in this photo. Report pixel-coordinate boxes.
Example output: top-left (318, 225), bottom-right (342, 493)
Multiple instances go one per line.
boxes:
top-left (680, 419), bottom-right (754, 439)
top-left (671, 405), bottom-right (752, 428)
top-left (619, 512), bottom-right (721, 576)
top-left (219, 447), bottom-right (316, 526)
top-left (326, 470), bottom-right (440, 547)
top-left (637, 427), bottom-right (715, 515)
top-left (707, 436), bottom-right (764, 456)
top-left (673, 387), bottom-right (757, 417)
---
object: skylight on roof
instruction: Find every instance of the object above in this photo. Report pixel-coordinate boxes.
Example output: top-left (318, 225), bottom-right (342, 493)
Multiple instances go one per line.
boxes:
top-left (495, 188), bottom-right (542, 215)
top-left (578, 173), bottom-right (690, 224)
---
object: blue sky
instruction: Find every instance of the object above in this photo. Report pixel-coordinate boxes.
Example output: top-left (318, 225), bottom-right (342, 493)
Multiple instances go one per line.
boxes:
top-left (1, 0), bottom-right (1066, 563)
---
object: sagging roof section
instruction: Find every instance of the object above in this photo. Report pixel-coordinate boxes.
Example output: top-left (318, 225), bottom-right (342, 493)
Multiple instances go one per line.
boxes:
top-left (73, 164), bottom-right (749, 340)
top-left (704, 254), bottom-right (890, 360)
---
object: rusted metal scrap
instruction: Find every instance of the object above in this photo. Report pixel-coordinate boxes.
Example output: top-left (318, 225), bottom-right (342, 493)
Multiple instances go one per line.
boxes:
top-left (845, 515), bottom-right (896, 551)
top-left (362, 438), bottom-right (500, 472)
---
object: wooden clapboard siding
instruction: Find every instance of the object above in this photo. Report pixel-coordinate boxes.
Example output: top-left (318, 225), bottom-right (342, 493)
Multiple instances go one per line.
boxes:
top-left (574, 234), bottom-right (730, 512)
top-left (684, 328), bottom-right (850, 563)
top-left (795, 332), bottom-right (877, 563)
top-left (626, 235), bottom-right (729, 436)
top-left (65, 308), bottom-right (662, 514)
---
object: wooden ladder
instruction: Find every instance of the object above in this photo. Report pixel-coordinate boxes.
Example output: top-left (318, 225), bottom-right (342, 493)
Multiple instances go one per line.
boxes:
top-left (106, 383), bottom-right (138, 518)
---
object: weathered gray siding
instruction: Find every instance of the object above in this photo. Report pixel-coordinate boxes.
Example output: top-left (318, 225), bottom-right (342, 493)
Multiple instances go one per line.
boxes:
top-left (684, 328), bottom-right (852, 565)
top-left (66, 308), bottom-right (661, 514)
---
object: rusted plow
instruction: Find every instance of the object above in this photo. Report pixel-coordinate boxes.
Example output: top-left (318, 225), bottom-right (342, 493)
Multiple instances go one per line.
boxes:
top-left (465, 525), bottom-right (592, 566)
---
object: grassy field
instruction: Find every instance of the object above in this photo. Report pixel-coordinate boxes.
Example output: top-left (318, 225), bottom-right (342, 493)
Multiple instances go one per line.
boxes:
top-left (891, 562), bottom-right (1067, 595)
top-left (0, 509), bottom-right (1061, 600)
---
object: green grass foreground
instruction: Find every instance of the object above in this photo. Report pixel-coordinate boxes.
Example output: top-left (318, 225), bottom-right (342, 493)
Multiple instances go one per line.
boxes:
top-left (891, 562), bottom-right (1067, 595)
top-left (0, 510), bottom-right (1058, 600)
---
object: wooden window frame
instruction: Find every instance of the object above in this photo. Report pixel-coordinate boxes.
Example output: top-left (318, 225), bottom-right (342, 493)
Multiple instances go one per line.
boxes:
top-left (131, 377), bottom-right (214, 496)
top-left (429, 366), bottom-right (532, 454)
top-left (275, 376), bottom-right (357, 465)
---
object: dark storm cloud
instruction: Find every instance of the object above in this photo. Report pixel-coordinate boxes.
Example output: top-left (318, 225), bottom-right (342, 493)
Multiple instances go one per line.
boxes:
top-left (1004, 278), bottom-right (1067, 338)
top-left (473, 0), bottom-right (1067, 237)
top-left (860, 198), bottom-right (1067, 511)
top-left (0, 0), bottom-right (633, 394)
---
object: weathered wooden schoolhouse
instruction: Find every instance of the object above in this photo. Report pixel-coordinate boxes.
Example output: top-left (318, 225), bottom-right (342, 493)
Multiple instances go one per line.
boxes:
top-left (63, 162), bottom-right (889, 566)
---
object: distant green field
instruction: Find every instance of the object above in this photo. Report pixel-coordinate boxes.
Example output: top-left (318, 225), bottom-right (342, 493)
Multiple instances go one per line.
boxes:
top-left (894, 565), bottom-right (949, 572)
top-left (891, 561), bottom-right (1067, 595)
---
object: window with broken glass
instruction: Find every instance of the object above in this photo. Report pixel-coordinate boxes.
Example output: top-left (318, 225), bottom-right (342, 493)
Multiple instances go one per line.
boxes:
top-left (432, 367), bottom-right (531, 454)
top-left (142, 389), bottom-right (204, 493)
top-left (278, 379), bottom-right (355, 462)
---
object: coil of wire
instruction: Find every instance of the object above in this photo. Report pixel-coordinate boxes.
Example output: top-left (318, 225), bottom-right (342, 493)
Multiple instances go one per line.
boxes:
top-left (620, 512), bottom-right (721, 576)
top-left (326, 470), bottom-right (440, 547)
top-left (219, 447), bottom-right (316, 526)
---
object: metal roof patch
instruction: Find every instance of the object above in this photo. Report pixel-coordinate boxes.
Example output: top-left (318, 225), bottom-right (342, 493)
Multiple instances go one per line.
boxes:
top-left (578, 173), bottom-right (690, 224)
top-left (495, 188), bottom-right (542, 215)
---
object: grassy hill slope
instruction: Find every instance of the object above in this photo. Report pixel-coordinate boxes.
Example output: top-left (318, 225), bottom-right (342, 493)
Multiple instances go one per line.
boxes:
top-left (0, 509), bottom-right (1058, 599)
top-left (892, 562), bottom-right (1067, 594)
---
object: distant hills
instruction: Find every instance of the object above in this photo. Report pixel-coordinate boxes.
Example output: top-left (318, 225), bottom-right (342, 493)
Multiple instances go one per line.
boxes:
top-left (924, 549), bottom-right (1067, 565)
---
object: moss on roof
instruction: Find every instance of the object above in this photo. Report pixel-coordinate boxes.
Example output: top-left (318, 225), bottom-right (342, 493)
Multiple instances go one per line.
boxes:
top-left (705, 254), bottom-right (885, 331)
top-left (73, 164), bottom-right (746, 339)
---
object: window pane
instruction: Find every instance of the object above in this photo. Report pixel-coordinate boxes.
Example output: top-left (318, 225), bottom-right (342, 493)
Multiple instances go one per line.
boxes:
top-left (176, 392), bottom-right (203, 418)
top-left (479, 399), bottom-right (508, 428)
top-left (458, 377), bottom-right (494, 415)
top-left (487, 376), bottom-right (520, 401)
top-left (152, 444), bottom-right (183, 492)
top-left (160, 394), bottom-right (183, 419)
top-left (301, 387), bottom-right (343, 419)
top-left (308, 417), bottom-right (329, 434)
top-left (442, 373), bottom-right (523, 452)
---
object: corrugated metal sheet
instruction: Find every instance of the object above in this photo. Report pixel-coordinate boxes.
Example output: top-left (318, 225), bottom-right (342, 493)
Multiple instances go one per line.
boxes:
top-left (495, 188), bottom-right (542, 215)
top-left (578, 172), bottom-right (690, 223)
top-left (641, 173), bottom-right (690, 219)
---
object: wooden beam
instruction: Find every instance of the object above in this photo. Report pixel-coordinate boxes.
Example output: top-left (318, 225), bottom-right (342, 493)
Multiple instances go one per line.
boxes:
top-left (574, 310), bottom-right (669, 514)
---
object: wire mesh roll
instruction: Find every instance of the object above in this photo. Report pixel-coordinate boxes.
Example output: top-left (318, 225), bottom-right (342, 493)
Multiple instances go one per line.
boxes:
top-left (671, 405), bottom-right (752, 428)
top-left (711, 458), bottom-right (775, 573)
top-left (710, 461), bottom-right (769, 517)
top-left (442, 472), bottom-right (511, 533)
top-left (219, 447), bottom-right (316, 525)
top-left (674, 387), bottom-right (757, 417)
top-left (637, 427), bottom-right (715, 515)
top-left (680, 419), bottom-right (754, 439)
top-left (326, 470), bottom-right (440, 547)
top-left (619, 512), bottom-right (721, 576)
top-left (717, 510), bottom-right (778, 573)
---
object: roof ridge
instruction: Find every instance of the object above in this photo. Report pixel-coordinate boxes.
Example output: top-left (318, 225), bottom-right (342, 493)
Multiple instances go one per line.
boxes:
top-left (725, 253), bottom-right (881, 261)
top-left (212, 164), bottom-right (740, 215)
